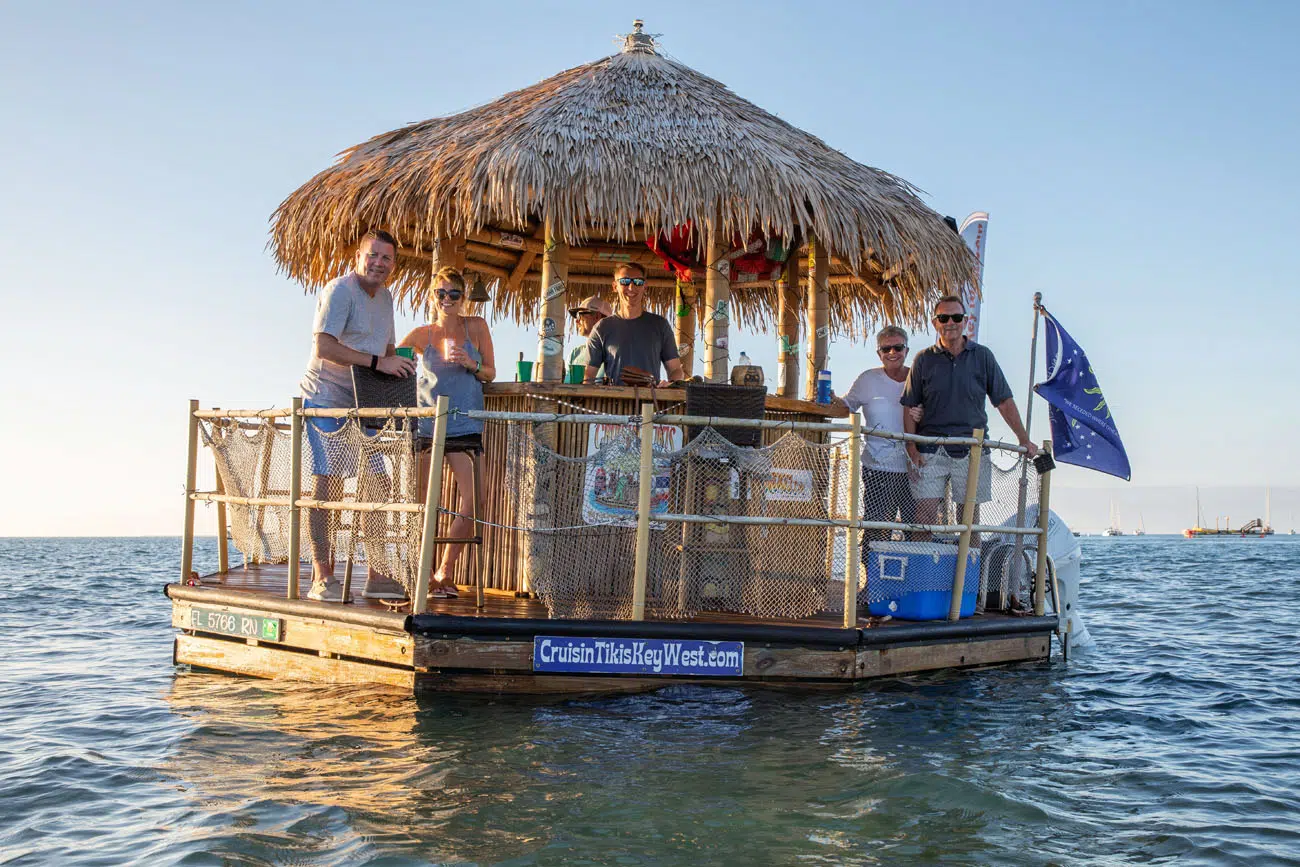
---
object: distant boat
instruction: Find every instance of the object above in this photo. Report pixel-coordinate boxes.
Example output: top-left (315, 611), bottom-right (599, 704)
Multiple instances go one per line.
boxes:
top-left (1184, 486), bottom-right (1274, 537)
top-left (1103, 499), bottom-right (1124, 536)
top-left (1134, 513), bottom-right (1146, 536)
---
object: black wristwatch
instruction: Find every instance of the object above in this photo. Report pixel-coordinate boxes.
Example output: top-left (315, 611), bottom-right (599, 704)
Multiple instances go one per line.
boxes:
top-left (370, 354), bottom-right (379, 370)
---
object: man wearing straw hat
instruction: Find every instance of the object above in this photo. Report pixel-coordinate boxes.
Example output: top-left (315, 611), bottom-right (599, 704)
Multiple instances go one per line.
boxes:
top-left (902, 294), bottom-right (1036, 532)
top-left (298, 229), bottom-right (416, 602)
top-left (567, 294), bottom-right (613, 381)
top-left (584, 263), bottom-right (686, 387)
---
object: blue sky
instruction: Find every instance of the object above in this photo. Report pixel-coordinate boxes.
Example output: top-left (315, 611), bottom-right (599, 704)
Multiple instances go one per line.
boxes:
top-left (2, 1), bottom-right (1297, 535)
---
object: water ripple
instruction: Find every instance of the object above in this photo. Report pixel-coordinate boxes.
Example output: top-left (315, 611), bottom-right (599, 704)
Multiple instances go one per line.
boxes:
top-left (1, 536), bottom-right (1299, 865)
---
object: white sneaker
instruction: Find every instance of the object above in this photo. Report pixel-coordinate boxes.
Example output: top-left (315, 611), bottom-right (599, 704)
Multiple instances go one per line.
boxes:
top-left (307, 577), bottom-right (345, 602)
top-left (362, 574), bottom-right (408, 600)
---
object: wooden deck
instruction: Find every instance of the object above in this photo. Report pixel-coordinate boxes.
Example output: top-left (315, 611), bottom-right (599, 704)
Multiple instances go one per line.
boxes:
top-left (168, 564), bottom-right (1058, 694)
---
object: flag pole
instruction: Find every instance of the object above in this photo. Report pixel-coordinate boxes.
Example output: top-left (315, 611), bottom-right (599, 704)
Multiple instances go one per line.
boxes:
top-left (1007, 293), bottom-right (1043, 611)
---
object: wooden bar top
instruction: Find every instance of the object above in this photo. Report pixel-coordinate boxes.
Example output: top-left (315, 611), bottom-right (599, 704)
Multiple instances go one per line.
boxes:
top-left (484, 382), bottom-right (849, 418)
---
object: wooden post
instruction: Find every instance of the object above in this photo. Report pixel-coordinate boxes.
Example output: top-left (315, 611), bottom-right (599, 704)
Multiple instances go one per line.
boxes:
top-left (413, 395), bottom-right (451, 614)
top-left (181, 399), bottom-right (199, 585)
top-left (631, 403), bottom-right (656, 620)
top-left (537, 219), bottom-right (569, 381)
top-left (674, 277), bottom-right (697, 379)
top-left (703, 222), bottom-right (731, 383)
top-left (949, 428), bottom-right (985, 621)
top-left (843, 413), bottom-right (863, 628)
top-left (1034, 440), bottom-right (1053, 616)
top-left (803, 232), bottom-right (829, 401)
top-left (213, 408), bottom-right (229, 574)
top-left (252, 426), bottom-right (276, 564)
top-left (286, 397), bottom-right (304, 600)
top-left (777, 255), bottom-right (800, 397)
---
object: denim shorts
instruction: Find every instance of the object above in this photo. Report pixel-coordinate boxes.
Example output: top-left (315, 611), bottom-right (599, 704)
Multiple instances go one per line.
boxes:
top-left (303, 400), bottom-right (387, 477)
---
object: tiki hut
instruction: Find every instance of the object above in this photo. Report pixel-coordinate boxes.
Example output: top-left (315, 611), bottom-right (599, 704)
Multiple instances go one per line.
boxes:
top-left (271, 21), bottom-right (976, 395)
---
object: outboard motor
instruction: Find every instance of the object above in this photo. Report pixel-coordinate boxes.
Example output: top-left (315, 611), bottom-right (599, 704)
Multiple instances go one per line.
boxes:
top-left (985, 506), bottom-right (1093, 654)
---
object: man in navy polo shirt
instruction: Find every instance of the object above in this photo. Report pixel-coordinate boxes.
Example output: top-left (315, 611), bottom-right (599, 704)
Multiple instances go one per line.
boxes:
top-left (901, 295), bottom-right (1037, 529)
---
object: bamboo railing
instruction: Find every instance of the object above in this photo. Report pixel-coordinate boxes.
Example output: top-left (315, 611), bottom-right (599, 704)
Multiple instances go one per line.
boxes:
top-left (180, 399), bottom-right (1051, 626)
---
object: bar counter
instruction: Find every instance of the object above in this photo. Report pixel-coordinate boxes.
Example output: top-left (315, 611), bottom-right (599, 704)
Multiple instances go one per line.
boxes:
top-left (439, 382), bottom-right (848, 594)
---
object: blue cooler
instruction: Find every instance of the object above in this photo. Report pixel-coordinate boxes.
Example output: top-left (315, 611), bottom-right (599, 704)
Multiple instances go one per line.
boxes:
top-left (865, 541), bottom-right (979, 620)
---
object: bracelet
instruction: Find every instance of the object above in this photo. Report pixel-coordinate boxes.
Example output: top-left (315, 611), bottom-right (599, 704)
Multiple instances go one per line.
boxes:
top-left (475, 360), bottom-right (482, 374)
top-left (370, 354), bottom-right (379, 370)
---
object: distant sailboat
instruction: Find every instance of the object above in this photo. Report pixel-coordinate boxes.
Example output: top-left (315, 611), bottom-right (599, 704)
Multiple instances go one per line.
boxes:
top-left (1103, 499), bottom-right (1124, 536)
top-left (1135, 513), bottom-right (1146, 536)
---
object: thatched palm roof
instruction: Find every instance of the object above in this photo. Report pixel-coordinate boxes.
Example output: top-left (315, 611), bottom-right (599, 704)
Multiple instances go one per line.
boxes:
top-left (271, 25), bottom-right (975, 332)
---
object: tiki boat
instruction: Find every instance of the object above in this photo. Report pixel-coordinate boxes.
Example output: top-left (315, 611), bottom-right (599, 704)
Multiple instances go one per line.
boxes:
top-left (168, 23), bottom-right (1084, 694)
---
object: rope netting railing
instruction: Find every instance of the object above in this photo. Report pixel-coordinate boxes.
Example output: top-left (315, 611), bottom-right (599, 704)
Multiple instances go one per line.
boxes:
top-left (503, 418), bottom-right (1042, 622)
top-left (197, 414), bottom-right (427, 593)
top-left (183, 401), bottom-right (1049, 624)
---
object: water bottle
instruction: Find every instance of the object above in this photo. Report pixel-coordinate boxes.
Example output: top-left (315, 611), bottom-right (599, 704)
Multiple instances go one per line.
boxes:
top-left (816, 369), bottom-right (832, 404)
top-left (737, 351), bottom-right (751, 367)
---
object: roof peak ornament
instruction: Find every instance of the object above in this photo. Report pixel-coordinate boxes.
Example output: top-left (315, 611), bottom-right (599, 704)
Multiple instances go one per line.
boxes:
top-left (619, 19), bottom-right (659, 55)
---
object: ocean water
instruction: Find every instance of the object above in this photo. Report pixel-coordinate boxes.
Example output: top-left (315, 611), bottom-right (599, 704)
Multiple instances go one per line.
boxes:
top-left (1, 536), bottom-right (1298, 866)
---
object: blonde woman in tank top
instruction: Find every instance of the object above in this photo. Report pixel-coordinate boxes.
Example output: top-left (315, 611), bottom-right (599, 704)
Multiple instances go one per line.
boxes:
top-left (399, 268), bottom-right (497, 599)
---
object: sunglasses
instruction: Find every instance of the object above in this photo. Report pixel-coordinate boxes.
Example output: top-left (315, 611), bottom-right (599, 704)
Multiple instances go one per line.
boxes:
top-left (436, 289), bottom-right (464, 301)
top-left (878, 344), bottom-right (907, 354)
top-left (934, 313), bottom-right (965, 323)
top-left (616, 277), bottom-right (646, 287)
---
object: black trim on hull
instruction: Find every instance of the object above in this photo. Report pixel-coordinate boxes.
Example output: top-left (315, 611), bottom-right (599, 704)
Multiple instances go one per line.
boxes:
top-left (410, 614), bottom-right (859, 647)
top-left (858, 615), bottom-right (1059, 646)
top-left (409, 613), bottom-right (1058, 648)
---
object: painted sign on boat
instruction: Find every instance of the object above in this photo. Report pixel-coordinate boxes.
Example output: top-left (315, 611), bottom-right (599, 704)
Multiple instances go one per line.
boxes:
top-left (533, 636), bottom-right (743, 676)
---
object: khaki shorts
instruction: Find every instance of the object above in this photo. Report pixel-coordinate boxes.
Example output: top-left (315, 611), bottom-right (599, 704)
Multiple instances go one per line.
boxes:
top-left (910, 448), bottom-right (993, 504)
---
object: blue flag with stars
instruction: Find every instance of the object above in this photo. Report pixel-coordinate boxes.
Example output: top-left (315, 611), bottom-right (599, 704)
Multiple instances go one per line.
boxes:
top-left (1034, 310), bottom-right (1131, 480)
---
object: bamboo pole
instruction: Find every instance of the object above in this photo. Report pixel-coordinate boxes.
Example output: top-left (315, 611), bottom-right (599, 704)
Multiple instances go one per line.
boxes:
top-left (1008, 293), bottom-right (1044, 608)
top-left (537, 219), bottom-right (569, 381)
top-left (656, 512), bottom-right (1039, 534)
top-left (804, 233), bottom-right (829, 401)
top-left (1034, 440), bottom-right (1053, 617)
top-left (843, 414), bottom-right (863, 628)
top-left (674, 277), bottom-right (697, 378)
top-left (825, 444), bottom-right (841, 580)
top-left (703, 222), bottom-right (731, 383)
top-left (212, 409), bottom-right (229, 574)
top-left (949, 428), bottom-right (985, 621)
top-left (191, 492), bottom-right (422, 512)
top-left (631, 403), bottom-right (656, 620)
top-left (413, 395), bottom-right (451, 614)
top-left (180, 399), bottom-right (199, 584)
top-left (777, 255), bottom-right (800, 396)
top-left (194, 408), bottom-right (292, 419)
top-left (286, 397), bottom-right (304, 600)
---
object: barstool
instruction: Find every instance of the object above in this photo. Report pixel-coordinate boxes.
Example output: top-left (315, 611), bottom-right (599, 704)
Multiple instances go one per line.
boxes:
top-left (433, 437), bottom-right (485, 609)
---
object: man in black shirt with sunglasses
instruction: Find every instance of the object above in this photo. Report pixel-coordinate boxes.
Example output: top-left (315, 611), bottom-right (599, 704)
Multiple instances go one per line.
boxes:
top-left (584, 263), bottom-right (685, 386)
top-left (901, 295), bottom-right (1036, 528)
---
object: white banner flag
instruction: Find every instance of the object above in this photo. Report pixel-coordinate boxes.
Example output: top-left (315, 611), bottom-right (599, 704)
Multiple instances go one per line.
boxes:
top-left (958, 212), bottom-right (989, 342)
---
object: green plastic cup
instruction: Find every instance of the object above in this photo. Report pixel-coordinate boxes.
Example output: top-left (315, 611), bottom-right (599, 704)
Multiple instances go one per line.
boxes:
top-left (566, 363), bottom-right (586, 384)
top-left (516, 360), bottom-right (534, 382)
top-left (395, 347), bottom-right (415, 360)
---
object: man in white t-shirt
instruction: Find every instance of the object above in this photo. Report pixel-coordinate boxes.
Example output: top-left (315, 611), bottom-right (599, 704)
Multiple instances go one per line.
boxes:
top-left (835, 326), bottom-right (916, 552)
top-left (298, 229), bottom-right (416, 603)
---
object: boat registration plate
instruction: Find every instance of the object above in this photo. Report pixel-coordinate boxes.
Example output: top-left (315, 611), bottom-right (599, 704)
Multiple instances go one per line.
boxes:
top-left (533, 635), bottom-right (743, 676)
top-left (189, 607), bottom-right (283, 642)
